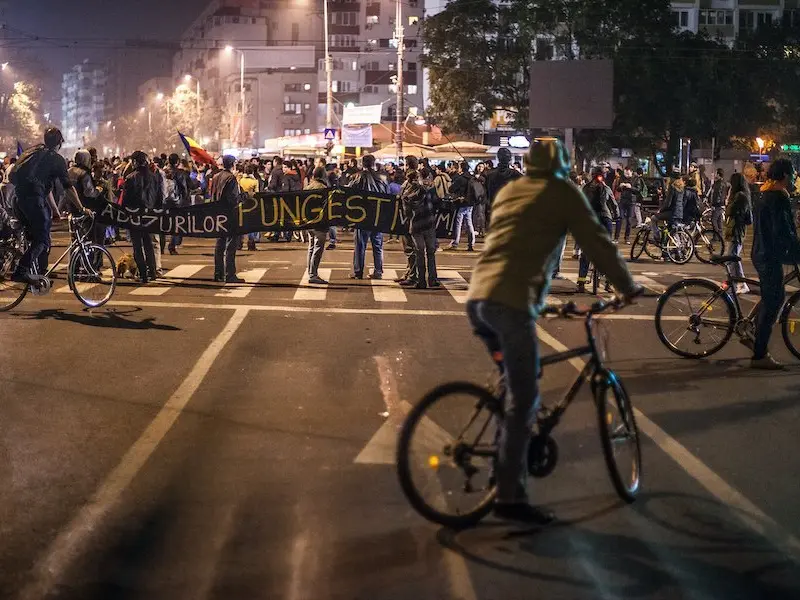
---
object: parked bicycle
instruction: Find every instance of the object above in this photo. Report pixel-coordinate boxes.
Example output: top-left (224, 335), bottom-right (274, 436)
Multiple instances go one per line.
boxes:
top-left (655, 255), bottom-right (800, 359)
top-left (630, 218), bottom-right (694, 265)
top-left (0, 213), bottom-right (117, 311)
top-left (396, 297), bottom-right (642, 528)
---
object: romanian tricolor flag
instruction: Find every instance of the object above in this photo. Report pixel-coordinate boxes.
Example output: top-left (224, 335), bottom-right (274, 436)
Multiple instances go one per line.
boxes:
top-left (178, 132), bottom-right (216, 166)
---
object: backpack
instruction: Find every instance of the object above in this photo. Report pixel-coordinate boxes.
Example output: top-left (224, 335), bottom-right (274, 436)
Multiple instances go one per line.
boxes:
top-left (469, 178), bottom-right (487, 206)
top-left (9, 145), bottom-right (49, 187)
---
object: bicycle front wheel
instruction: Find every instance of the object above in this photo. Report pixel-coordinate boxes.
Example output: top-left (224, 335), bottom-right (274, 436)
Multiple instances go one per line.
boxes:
top-left (693, 229), bottom-right (724, 264)
top-left (666, 229), bottom-right (694, 265)
top-left (630, 229), bottom-right (647, 261)
top-left (397, 382), bottom-right (500, 528)
top-left (655, 278), bottom-right (736, 358)
top-left (68, 244), bottom-right (117, 308)
top-left (596, 371), bottom-right (641, 502)
top-left (781, 290), bottom-right (800, 360)
top-left (0, 241), bottom-right (28, 311)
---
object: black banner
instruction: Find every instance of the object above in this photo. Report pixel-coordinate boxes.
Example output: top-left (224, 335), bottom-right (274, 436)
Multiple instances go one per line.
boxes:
top-left (84, 188), bottom-right (460, 238)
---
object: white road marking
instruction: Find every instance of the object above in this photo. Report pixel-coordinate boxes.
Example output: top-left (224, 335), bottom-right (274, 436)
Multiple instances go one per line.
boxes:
top-left (633, 273), bottom-right (664, 293)
top-left (535, 326), bottom-right (800, 565)
top-left (357, 357), bottom-right (478, 600)
top-left (130, 264), bottom-right (205, 296)
top-left (438, 269), bottom-right (469, 304)
top-left (20, 308), bottom-right (251, 600)
top-left (293, 268), bottom-right (332, 301)
top-left (371, 269), bottom-right (407, 302)
top-left (214, 268), bottom-right (267, 298)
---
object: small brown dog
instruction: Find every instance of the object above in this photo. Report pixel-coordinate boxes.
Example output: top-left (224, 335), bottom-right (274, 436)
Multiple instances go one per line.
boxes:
top-left (116, 253), bottom-right (138, 279)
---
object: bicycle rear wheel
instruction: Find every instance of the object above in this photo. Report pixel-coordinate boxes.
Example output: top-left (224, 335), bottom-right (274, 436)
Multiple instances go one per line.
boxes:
top-left (666, 229), bottom-right (694, 265)
top-left (596, 371), bottom-right (641, 502)
top-left (630, 229), bottom-right (647, 260)
top-left (397, 382), bottom-right (500, 528)
top-left (68, 244), bottom-right (117, 308)
top-left (780, 290), bottom-right (800, 360)
top-left (655, 278), bottom-right (736, 358)
top-left (693, 229), bottom-right (723, 264)
top-left (0, 240), bottom-right (28, 311)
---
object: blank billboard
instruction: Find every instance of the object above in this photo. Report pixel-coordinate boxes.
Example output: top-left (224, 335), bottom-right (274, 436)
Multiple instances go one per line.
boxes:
top-left (529, 60), bottom-right (614, 129)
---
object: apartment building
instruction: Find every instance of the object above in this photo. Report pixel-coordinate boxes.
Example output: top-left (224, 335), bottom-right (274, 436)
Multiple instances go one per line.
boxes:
top-left (61, 60), bottom-right (109, 147)
top-left (672, 0), bottom-right (799, 43)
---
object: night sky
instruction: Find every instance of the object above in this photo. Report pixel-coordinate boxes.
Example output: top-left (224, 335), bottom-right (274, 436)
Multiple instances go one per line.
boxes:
top-left (3, 0), bottom-right (205, 101)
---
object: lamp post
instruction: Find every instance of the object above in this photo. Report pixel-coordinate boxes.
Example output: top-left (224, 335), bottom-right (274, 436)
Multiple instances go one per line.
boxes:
top-left (323, 0), bottom-right (333, 134)
top-left (224, 45), bottom-right (246, 146)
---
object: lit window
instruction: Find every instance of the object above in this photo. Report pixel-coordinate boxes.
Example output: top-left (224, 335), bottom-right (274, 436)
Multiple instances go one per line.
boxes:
top-left (389, 38), bottom-right (398, 48)
top-left (407, 84), bottom-right (417, 94)
top-left (304, 83), bottom-right (311, 91)
top-left (304, 129), bottom-right (311, 134)
top-left (366, 15), bottom-right (379, 25)
top-left (409, 16), bottom-right (419, 25)
top-left (352, 60), bottom-right (358, 70)
top-left (332, 81), bottom-right (338, 92)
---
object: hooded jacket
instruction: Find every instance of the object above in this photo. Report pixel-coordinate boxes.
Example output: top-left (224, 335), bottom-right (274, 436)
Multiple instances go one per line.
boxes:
top-left (68, 150), bottom-right (99, 209)
top-left (582, 179), bottom-right (619, 221)
top-left (400, 174), bottom-right (436, 234)
top-left (347, 169), bottom-right (388, 194)
top-left (664, 178), bottom-right (686, 223)
top-left (122, 166), bottom-right (162, 211)
top-left (751, 182), bottom-right (800, 266)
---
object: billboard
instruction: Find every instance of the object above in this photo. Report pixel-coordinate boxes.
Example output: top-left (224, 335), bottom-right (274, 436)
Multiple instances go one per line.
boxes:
top-left (343, 104), bottom-right (383, 125)
top-left (529, 60), bottom-right (614, 129)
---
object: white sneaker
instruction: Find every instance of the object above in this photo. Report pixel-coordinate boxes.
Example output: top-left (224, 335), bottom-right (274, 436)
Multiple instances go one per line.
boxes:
top-left (736, 283), bottom-right (750, 295)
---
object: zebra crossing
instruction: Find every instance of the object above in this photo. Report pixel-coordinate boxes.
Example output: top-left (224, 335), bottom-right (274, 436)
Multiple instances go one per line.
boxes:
top-left (93, 262), bottom-right (726, 309)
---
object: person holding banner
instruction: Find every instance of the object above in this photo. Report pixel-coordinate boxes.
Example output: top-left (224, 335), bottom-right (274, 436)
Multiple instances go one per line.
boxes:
top-left (212, 156), bottom-right (245, 284)
top-left (304, 167), bottom-right (332, 284)
top-left (347, 154), bottom-right (387, 280)
top-left (121, 151), bottom-right (160, 283)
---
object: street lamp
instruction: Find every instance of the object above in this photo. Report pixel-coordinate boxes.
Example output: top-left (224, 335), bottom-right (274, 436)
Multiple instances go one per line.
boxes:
top-left (756, 137), bottom-right (765, 152)
top-left (323, 0), bottom-right (333, 134)
top-left (1, 62), bottom-right (7, 71)
top-left (224, 45), bottom-right (246, 147)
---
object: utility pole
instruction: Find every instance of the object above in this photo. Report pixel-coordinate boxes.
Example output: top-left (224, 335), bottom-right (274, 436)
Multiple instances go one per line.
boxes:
top-left (394, 0), bottom-right (404, 162)
top-left (239, 51), bottom-right (245, 146)
top-left (324, 0), bottom-right (333, 136)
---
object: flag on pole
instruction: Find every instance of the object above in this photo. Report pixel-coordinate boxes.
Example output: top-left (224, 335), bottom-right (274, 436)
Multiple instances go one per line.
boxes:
top-left (178, 132), bottom-right (216, 166)
top-left (16, 141), bottom-right (23, 157)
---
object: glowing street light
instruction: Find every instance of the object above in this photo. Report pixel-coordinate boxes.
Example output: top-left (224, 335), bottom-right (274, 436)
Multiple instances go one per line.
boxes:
top-left (1, 62), bottom-right (8, 71)
top-left (184, 74), bottom-right (192, 83)
top-left (756, 137), bottom-right (765, 151)
top-left (155, 92), bottom-right (164, 101)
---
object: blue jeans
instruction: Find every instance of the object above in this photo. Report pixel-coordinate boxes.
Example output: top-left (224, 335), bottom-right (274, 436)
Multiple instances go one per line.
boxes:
top-left (726, 241), bottom-right (744, 280)
top-left (353, 229), bottom-right (383, 277)
top-left (467, 300), bottom-right (540, 504)
top-left (248, 232), bottom-right (261, 242)
top-left (328, 226), bottom-right (337, 243)
top-left (753, 261), bottom-right (784, 360)
top-left (15, 195), bottom-right (51, 276)
top-left (452, 206), bottom-right (475, 248)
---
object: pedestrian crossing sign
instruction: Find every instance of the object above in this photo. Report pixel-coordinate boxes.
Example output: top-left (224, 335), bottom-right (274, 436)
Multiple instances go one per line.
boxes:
top-left (324, 128), bottom-right (337, 141)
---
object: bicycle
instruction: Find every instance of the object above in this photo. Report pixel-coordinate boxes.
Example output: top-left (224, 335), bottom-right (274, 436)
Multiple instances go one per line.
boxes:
top-left (0, 213), bottom-right (117, 311)
top-left (630, 218), bottom-right (694, 265)
top-left (396, 298), bottom-right (642, 528)
top-left (655, 255), bottom-right (800, 359)
top-left (687, 220), bottom-right (724, 264)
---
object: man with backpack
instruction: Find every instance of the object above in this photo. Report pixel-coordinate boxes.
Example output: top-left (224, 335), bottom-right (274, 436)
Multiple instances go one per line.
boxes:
top-left (11, 127), bottom-right (91, 285)
top-left (400, 169), bottom-right (441, 289)
top-left (577, 167), bottom-right (619, 293)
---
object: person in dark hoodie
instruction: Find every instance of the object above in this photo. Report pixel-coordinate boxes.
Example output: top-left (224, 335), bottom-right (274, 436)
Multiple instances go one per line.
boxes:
top-left (400, 169), bottom-right (441, 289)
top-left (651, 168), bottom-right (685, 254)
top-left (304, 167), bottom-right (331, 284)
top-left (347, 154), bottom-right (387, 279)
top-left (212, 155), bottom-right (245, 284)
top-left (750, 158), bottom-right (800, 370)
top-left (578, 167), bottom-right (619, 293)
top-left (121, 151), bottom-right (161, 283)
top-left (484, 147), bottom-right (520, 227)
top-left (396, 155), bottom-right (420, 284)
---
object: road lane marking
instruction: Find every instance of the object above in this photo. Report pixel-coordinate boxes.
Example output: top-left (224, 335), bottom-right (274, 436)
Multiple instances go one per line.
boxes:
top-left (438, 270), bottom-right (469, 304)
top-left (371, 269), bottom-right (407, 303)
top-left (20, 308), bottom-right (251, 600)
top-left (356, 357), bottom-right (478, 600)
top-left (214, 268), bottom-right (268, 298)
top-left (293, 268), bottom-right (332, 300)
top-left (535, 325), bottom-right (800, 565)
top-left (130, 264), bottom-right (205, 296)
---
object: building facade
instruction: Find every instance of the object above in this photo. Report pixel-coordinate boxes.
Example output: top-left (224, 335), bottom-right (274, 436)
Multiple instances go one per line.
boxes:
top-left (61, 60), bottom-right (109, 147)
top-left (671, 0), bottom-right (799, 43)
top-left (172, 0), bottom-right (424, 151)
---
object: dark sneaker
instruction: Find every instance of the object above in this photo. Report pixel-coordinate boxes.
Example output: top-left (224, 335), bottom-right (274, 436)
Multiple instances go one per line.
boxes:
top-left (414, 282), bottom-right (428, 290)
top-left (467, 246), bottom-right (475, 252)
top-left (226, 276), bottom-right (246, 284)
top-left (576, 283), bottom-right (586, 294)
top-left (428, 280), bottom-right (443, 289)
top-left (394, 276), bottom-right (407, 283)
top-left (308, 275), bottom-right (328, 285)
top-left (168, 247), bottom-right (178, 255)
top-left (368, 273), bottom-right (383, 280)
top-left (349, 273), bottom-right (363, 280)
top-left (325, 243), bottom-right (336, 250)
top-left (213, 275), bottom-right (224, 283)
top-left (751, 354), bottom-right (786, 370)
top-left (493, 503), bottom-right (555, 525)
top-left (399, 279), bottom-right (419, 288)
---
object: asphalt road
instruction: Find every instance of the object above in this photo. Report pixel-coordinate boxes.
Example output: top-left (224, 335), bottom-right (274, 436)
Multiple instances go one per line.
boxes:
top-left (1, 232), bottom-right (800, 600)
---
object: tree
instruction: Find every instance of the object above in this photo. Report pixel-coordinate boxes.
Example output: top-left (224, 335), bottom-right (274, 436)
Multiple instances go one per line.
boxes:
top-left (0, 81), bottom-right (41, 148)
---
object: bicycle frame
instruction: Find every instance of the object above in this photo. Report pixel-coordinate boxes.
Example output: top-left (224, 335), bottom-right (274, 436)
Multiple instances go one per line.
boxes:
top-left (721, 263), bottom-right (800, 322)
top-left (30, 216), bottom-right (97, 278)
